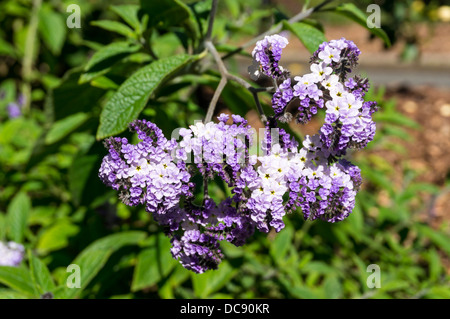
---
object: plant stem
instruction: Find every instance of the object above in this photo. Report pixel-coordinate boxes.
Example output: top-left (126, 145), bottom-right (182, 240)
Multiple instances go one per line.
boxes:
top-left (204, 41), bottom-right (268, 123)
top-left (21, 0), bottom-right (42, 115)
top-left (205, 0), bottom-right (219, 41)
top-left (205, 76), bottom-right (227, 123)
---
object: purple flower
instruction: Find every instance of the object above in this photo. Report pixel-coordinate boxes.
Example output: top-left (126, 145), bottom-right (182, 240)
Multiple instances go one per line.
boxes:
top-left (252, 34), bottom-right (289, 79)
top-left (0, 241), bottom-right (25, 267)
top-left (7, 103), bottom-right (21, 118)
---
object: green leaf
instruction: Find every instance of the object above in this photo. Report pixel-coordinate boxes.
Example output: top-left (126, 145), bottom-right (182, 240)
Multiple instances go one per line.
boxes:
top-left (63, 231), bottom-right (146, 299)
top-left (191, 262), bottom-right (237, 298)
top-left (81, 231), bottom-right (147, 253)
top-left (28, 250), bottom-right (56, 296)
top-left (91, 20), bottom-right (136, 39)
top-left (283, 21), bottom-right (327, 54)
top-left (63, 249), bottom-right (112, 299)
top-left (45, 112), bottom-right (89, 145)
top-left (7, 192), bottom-right (31, 243)
top-left (79, 42), bottom-right (141, 84)
top-left (110, 5), bottom-right (141, 32)
top-left (131, 233), bottom-right (177, 292)
top-left (0, 267), bottom-right (36, 297)
top-left (81, 42), bottom-right (141, 81)
top-left (38, 5), bottom-right (66, 55)
top-left (90, 76), bottom-right (119, 90)
top-left (333, 3), bottom-right (391, 47)
top-left (36, 221), bottom-right (79, 255)
top-left (0, 288), bottom-right (30, 299)
top-left (96, 54), bottom-right (196, 139)
top-left (270, 225), bottom-right (293, 263)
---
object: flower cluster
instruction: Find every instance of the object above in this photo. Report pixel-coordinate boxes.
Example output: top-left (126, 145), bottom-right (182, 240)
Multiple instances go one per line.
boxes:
top-left (99, 119), bottom-right (192, 214)
top-left (176, 114), bottom-right (254, 189)
top-left (0, 241), bottom-right (25, 267)
top-left (250, 34), bottom-right (289, 79)
top-left (267, 38), bottom-right (378, 157)
top-left (99, 36), bottom-right (378, 274)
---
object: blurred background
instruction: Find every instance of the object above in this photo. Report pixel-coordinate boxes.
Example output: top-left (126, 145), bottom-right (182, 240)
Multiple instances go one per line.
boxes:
top-left (0, 0), bottom-right (449, 299)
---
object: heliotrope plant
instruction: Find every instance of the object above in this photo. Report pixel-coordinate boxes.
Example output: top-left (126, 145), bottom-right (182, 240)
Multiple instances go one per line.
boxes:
top-left (99, 36), bottom-right (378, 274)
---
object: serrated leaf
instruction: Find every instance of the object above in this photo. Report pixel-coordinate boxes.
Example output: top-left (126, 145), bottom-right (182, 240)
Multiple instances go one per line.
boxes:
top-left (7, 192), bottom-right (31, 243)
top-left (91, 20), bottom-right (136, 39)
top-left (28, 250), bottom-right (56, 296)
top-left (45, 112), bottom-right (89, 145)
top-left (283, 21), bottom-right (327, 54)
top-left (0, 267), bottom-right (36, 297)
top-left (333, 3), bottom-right (391, 47)
top-left (96, 54), bottom-right (196, 139)
top-left (38, 5), bottom-right (66, 55)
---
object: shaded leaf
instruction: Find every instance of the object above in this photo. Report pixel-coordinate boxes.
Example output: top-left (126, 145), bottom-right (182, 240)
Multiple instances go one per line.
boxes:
top-left (7, 192), bottom-right (31, 243)
top-left (140, 0), bottom-right (191, 29)
top-left (45, 112), bottom-right (89, 145)
top-left (36, 221), bottom-right (79, 255)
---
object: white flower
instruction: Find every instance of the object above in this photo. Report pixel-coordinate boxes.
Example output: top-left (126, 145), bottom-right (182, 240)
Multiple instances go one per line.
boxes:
top-left (310, 62), bottom-right (333, 81)
top-left (318, 45), bottom-right (341, 64)
top-left (329, 82), bottom-right (347, 100)
top-left (294, 73), bottom-right (319, 85)
top-left (321, 74), bottom-right (339, 90)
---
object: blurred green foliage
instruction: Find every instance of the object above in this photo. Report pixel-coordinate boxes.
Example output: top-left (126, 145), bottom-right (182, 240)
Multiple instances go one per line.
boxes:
top-left (0, 0), bottom-right (448, 299)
